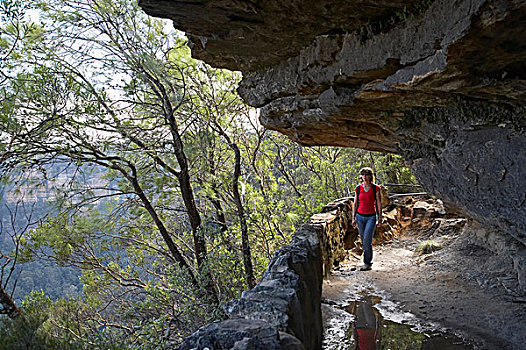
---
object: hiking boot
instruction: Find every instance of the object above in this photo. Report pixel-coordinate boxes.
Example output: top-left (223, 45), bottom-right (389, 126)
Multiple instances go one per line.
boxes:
top-left (360, 264), bottom-right (372, 271)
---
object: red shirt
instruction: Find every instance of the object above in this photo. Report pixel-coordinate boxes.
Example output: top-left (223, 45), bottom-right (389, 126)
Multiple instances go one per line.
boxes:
top-left (356, 328), bottom-right (378, 350)
top-left (356, 184), bottom-right (379, 215)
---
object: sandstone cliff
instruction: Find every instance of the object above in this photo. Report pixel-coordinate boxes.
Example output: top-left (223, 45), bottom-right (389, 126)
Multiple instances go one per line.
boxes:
top-left (138, 0), bottom-right (526, 288)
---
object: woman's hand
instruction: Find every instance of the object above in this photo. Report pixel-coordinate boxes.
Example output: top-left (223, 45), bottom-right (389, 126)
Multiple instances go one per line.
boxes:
top-left (352, 218), bottom-right (357, 229)
top-left (376, 217), bottom-right (382, 227)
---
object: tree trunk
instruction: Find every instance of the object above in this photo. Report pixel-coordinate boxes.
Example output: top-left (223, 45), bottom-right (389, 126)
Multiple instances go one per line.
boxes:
top-left (0, 285), bottom-right (21, 319)
top-left (128, 174), bottom-right (200, 289)
top-left (231, 143), bottom-right (256, 288)
top-left (207, 146), bottom-right (228, 235)
top-left (207, 119), bottom-right (256, 288)
top-left (165, 113), bottom-right (218, 303)
top-left (166, 115), bottom-right (208, 266)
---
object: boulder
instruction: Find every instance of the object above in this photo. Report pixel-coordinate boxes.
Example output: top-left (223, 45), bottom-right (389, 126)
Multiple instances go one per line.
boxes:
top-left (178, 319), bottom-right (283, 350)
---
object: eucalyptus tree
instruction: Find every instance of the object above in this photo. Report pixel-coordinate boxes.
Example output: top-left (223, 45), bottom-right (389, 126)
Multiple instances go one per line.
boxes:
top-left (0, 0), bottom-right (32, 87)
top-left (185, 66), bottom-right (256, 289)
top-left (0, 0), bottom-right (37, 320)
top-left (0, 0), bottom-right (219, 303)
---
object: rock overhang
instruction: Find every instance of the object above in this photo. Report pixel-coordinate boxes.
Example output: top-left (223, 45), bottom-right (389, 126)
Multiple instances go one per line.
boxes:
top-left (138, 0), bottom-right (423, 72)
top-left (237, 0), bottom-right (526, 150)
top-left (138, 0), bottom-right (526, 248)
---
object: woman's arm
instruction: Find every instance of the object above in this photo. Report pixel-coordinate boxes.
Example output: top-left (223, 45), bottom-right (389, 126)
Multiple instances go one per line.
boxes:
top-left (352, 188), bottom-right (358, 228)
top-left (376, 186), bottom-right (382, 227)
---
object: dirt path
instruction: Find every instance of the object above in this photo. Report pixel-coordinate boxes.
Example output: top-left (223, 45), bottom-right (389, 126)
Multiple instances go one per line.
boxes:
top-left (321, 232), bottom-right (526, 350)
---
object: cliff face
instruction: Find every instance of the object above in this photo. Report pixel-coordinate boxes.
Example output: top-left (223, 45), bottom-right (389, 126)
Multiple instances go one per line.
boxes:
top-left (138, 1), bottom-right (526, 248)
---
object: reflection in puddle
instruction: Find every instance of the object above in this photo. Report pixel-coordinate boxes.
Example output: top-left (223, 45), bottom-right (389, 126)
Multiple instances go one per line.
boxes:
top-left (325, 295), bottom-right (473, 350)
top-left (349, 296), bottom-right (381, 349)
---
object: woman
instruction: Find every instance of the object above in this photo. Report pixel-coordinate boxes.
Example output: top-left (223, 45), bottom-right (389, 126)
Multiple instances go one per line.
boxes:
top-left (352, 167), bottom-right (382, 271)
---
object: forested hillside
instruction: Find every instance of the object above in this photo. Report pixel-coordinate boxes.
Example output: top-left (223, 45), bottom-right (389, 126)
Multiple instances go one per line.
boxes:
top-left (0, 164), bottom-right (106, 301)
top-left (0, 0), bottom-right (415, 348)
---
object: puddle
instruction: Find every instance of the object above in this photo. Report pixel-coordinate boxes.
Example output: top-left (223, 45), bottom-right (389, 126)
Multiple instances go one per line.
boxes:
top-left (322, 294), bottom-right (474, 350)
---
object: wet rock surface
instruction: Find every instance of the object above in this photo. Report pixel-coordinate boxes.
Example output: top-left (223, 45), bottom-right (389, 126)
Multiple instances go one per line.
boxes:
top-left (323, 294), bottom-right (473, 350)
top-left (323, 207), bottom-right (526, 350)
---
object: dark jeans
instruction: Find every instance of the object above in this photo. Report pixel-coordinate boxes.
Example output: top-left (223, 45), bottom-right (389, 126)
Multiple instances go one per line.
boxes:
top-left (356, 213), bottom-right (376, 265)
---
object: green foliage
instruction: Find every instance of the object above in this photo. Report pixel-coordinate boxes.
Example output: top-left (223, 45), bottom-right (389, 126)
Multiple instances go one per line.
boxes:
top-left (0, 0), bottom-right (418, 346)
top-left (394, 0), bottom-right (434, 21)
top-left (415, 239), bottom-right (442, 255)
top-left (0, 292), bottom-right (81, 350)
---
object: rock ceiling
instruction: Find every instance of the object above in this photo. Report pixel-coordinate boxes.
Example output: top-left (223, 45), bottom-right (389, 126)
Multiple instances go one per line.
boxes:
top-left (139, 0), bottom-right (526, 256)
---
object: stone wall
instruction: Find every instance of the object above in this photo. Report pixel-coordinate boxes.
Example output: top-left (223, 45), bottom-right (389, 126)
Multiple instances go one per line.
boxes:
top-left (178, 194), bottom-right (526, 350)
top-left (178, 199), bottom-right (355, 350)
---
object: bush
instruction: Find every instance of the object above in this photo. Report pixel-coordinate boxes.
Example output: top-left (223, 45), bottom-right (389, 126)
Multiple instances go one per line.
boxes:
top-left (415, 240), bottom-right (442, 255)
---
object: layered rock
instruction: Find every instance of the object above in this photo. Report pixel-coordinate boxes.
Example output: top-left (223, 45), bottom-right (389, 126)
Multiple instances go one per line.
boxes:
top-left (138, 0), bottom-right (422, 72)
top-left (138, 0), bottom-right (526, 281)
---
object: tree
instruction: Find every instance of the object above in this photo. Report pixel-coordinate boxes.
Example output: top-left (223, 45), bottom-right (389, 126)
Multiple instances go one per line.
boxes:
top-left (1, 0), bottom-right (222, 301)
top-left (0, 1), bottom-right (419, 346)
top-left (185, 66), bottom-right (256, 288)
